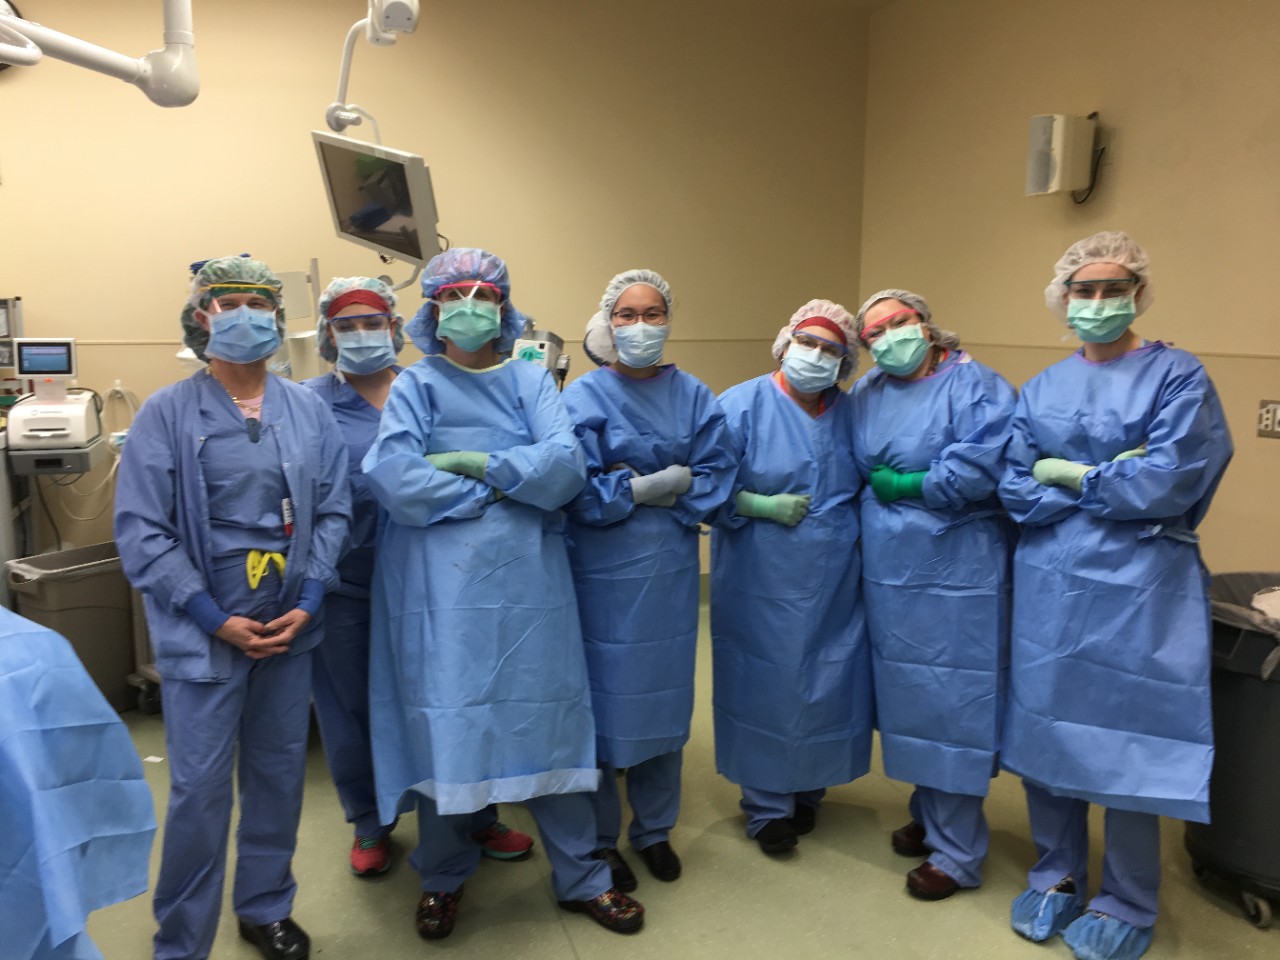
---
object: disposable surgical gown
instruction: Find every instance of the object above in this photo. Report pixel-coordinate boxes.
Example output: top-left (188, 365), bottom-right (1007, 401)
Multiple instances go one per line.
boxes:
top-left (363, 356), bottom-right (596, 819)
top-left (711, 374), bottom-right (873, 794)
top-left (998, 342), bottom-right (1232, 822)
top-left (563, 365), bottom-right (736, 768)
top-left (851, 352), bottom-right (1016, 797)
top-left (0, 609), bottom-right (155, 960)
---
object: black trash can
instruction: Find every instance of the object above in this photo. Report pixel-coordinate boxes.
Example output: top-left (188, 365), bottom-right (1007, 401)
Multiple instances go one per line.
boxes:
top-left (1184, 571), bottom-right (1280, 929)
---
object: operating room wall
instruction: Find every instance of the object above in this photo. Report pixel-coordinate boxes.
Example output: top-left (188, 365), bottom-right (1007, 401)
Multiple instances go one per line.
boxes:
top-left (858, 0), bottom-right (1280, 574)
top-left (0, 0), bottom-right (870, 549)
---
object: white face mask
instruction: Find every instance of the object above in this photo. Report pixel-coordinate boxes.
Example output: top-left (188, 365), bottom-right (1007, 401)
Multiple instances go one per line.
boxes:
top-left (781, 344), bottom-right (841, 392)
top-left (613, 322), bottom-right (670, 368)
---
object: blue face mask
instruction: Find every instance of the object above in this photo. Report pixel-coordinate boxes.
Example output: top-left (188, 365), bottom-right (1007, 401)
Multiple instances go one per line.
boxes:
top-left (613, 322), bottom-right (670, 368)
top-left (870, 324), bottom-right (929, 376)
top-left (781, 344), bottom-right (841, 393)
top-left (1066, 296), bottom-right (1136, 343)
top-left (437, 299), bottom-right (502, 352)
top-left (204, 306), bottom-right (280, 364)
top-left (334, 329), bottom-right (397, 375)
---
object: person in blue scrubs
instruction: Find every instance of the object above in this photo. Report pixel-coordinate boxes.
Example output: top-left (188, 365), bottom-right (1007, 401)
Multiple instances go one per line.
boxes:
top-left (563, 269), bottom-right (736, 890)
top-left (115, 255), bottom-right (351, 960)
top-left (998, 232), bottom-right (1233, 960)
top-left (304, 276), bottom-right (534, 877)
top-left (0, 609), bottom-right (155, 960)
top-left (851, 289), bottom-right (1016, 901)
top-left (362, 247), bottom-right (644, 939)
top-left (711, 300), bottom-right (875, 856)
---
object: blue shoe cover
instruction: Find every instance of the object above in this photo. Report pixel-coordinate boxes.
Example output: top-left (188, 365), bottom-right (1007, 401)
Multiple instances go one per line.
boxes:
top-left (1011, 886), bottom-right (1085, 942)
top-left (1063, 912), bottom-right (1154, 960)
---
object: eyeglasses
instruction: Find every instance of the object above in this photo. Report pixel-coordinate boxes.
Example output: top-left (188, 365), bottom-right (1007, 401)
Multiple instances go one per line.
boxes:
top-left (329, 313), bottom-right (391, 333)
top-left (1064, 278), bottom-right (1140, 300)
top-left (611, 308), bottom-right (669, 326)
top-left (860, 308), bottom-right (919, 346)
top-left (434, 281), bottom-right (503, 304)
top-left (791, 332), bottom-right (847, 359)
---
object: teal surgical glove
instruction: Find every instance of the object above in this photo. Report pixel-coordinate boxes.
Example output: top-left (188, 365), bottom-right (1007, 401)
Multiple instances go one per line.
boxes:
top-left (630, 464), bottom-right (693, 505)
top-left (735, 490), bottom-right (811, 527)
top-left (868, 465), bottom-right (927, 503)
top-left (1032, 457), bottom-right (1093, 493)
top-left (426, 450), bottom-right (489, 480)
top-left (1112, 444), bottom-right (1148, 461)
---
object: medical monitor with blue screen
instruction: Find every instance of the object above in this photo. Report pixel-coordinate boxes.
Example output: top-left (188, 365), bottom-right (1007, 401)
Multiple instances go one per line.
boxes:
top-left (312, 130), bottom-right (442, 266)
top-left (14, 339), bottom-right (76, 378)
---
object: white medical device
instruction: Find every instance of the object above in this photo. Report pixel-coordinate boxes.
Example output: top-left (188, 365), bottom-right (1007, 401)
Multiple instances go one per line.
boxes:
top-left (6, 339), bottom-right (107, 474)
top-left (513, 326), bottom-right (571, 387)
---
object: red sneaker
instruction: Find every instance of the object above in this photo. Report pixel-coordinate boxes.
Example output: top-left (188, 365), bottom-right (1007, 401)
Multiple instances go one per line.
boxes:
top-left (350, 835), bottom-right (391, 876)
top-left (472, 821), bottom-right (535, 861)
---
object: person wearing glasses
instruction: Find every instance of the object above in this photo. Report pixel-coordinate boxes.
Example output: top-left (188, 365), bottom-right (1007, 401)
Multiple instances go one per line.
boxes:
top-left (115, 255), bottom-right (351, 960)
top-left (362, 248), bottom-right (644, 939)
top-left (562, 269), bottom-right (736, 891)
top-left (998, 232), bottom-right (1232, 960)
top-left (850, 289), bottom-right (1016, 902)
top-left (303, 276), bottom-right (534, 879)
top-left (710, 300), bottom-right (874, 855)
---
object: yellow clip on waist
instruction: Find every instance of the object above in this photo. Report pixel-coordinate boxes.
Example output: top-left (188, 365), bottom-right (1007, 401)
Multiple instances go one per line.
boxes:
top-left (246, 550), bottom-right (286, 590)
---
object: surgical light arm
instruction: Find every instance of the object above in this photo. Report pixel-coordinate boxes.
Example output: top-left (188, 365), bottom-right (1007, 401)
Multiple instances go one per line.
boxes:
top-left (0, 0), bottom-right (198, 107)
top-left (326, 0), bottom-right (419, 136)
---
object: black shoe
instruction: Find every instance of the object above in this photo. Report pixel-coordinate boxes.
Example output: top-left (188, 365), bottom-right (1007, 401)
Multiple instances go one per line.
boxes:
top-left (415, 887), bottom-right (464, 940)
top-left (636, 840), bottom-right (682, 881)
top-left (591, 847), bottom-right (638, 892)
top-left (237, 918), bottom-right (310, 960)
top-left (790, 803), bottom-right (818, 836)
top-left (755, 818), bottom-right (798, 855)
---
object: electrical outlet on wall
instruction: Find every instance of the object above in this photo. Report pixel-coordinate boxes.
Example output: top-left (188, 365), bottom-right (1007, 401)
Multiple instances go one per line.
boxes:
top-left (1258, 400), bottom-right (1280, 439)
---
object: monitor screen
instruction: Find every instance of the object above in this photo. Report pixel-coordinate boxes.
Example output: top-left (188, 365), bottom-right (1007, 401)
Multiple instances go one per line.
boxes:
top-left (14, 339), bottom-right (76, 378)
top-left (312, 131), bottom-right (442, 266)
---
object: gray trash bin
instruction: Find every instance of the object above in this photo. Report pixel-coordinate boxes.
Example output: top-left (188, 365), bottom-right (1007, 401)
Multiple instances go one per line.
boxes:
top-left (6, 542), bottom-right (136, 712)
top-left (1184, 571), bottom-right (1280, 929)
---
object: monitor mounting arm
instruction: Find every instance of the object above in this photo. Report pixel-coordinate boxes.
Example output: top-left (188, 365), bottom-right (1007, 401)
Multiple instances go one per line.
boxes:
top-left (325, 0), bottom-right (419, 140)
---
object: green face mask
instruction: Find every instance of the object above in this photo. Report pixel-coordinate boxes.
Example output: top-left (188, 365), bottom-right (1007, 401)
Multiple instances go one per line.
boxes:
top-left (869, 324), bottom-right (929, 376)
top-left (437, 299), bottom-right (501, 352)
top-left (1066, 296), bottom-right (1135, 343)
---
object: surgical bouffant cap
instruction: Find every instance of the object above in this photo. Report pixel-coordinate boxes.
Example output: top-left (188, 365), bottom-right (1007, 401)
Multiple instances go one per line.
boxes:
top-left (854, 288), bottom-right (960, 351)
top-left (181, 255), bottom-right (285, 362)
top-left (771, 299), bottom-right (860, 380)
top-left (1044, 230), bottom-right (1155, 321)
top-left (313, 276), bottom-right (404, 364)
top-left (583, 268), bottom-right (674, 367)
top-left (407, 247), bottom-right (528, 355)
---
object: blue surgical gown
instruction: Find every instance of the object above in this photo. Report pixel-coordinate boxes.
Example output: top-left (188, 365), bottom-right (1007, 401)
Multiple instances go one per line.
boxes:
top-left (997, 342), bottom-right (1232, 822)
top-left (562, 365), bottom-right (736, 768)
top-left (363, 356), bottom-right (596, 819)
top-left (711, 374), bottom-right (874, 793)
top-left (0, 610), bottom-right (155, 960)
top-left (851, 352), bottom-right (1016, 797)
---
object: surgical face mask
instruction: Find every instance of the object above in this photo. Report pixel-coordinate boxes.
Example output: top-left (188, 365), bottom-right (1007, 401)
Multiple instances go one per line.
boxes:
top-left (781, 344), bottom-right (841, 393)
top-left (437, 299), bottom-right (502, 352)
top-left (613, 321), bottom-right (670, 368)
top-left (1066, 295), bottom-right (1136, 343)
top-left (204, 306), bottom-right (280, 364)
top-left (870, 324), bottom-right (929, 377)
top-left (334, 329), bottom-right (397, 375)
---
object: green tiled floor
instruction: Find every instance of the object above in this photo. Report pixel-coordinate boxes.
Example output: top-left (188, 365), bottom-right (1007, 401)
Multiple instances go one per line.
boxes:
top-left (90, 607), bottom-right (1276, 958)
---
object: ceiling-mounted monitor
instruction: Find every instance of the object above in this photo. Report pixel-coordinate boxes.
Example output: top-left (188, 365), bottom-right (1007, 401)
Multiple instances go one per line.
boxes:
top-left (312, 130), bottom-right (441, 266)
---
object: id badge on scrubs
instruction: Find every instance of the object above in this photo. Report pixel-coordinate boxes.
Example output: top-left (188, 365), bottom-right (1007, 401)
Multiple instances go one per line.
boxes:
top-left (282, 497), bottom-right (294, 537)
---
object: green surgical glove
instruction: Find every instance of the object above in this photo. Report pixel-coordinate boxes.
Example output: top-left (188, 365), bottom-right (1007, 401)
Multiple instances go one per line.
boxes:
top-left (1032, 457), bottom-right (1094, 493)
top-left (1112, 444), bottom-right (1148, 461)
top-left (426, 450), bottom-right (489, 481)
top-left (868, 465), bottom-right (927, 503)
top-left (736, 490), bottom-right (811, 527)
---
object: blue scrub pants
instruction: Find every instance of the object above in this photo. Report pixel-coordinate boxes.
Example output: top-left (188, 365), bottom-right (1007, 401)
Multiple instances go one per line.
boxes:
top-left (153, 649), bottom-right (313, 960)
top-left (592, 750), bottom-right (682, 851)
top-left (739, 786), bottom-right (826, 838)
top-left (412, 793), bottom-right (610, 902)
top-left (910, 786), bottom-right (988, 888)
top-left (1024, 781), bottom-right (1161, 929)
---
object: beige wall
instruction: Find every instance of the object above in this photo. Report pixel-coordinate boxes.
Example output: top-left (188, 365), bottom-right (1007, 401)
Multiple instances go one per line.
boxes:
top-left (0, 0), bottom-right (869, 549)
top-left (860, 0), bottom-right (1280, 572)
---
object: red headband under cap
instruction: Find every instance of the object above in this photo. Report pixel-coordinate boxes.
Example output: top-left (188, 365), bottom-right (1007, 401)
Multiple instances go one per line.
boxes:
top-left (795, 316), bottom-right (847, 346)
top-left (327, 288), bottom-right (390, 319)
